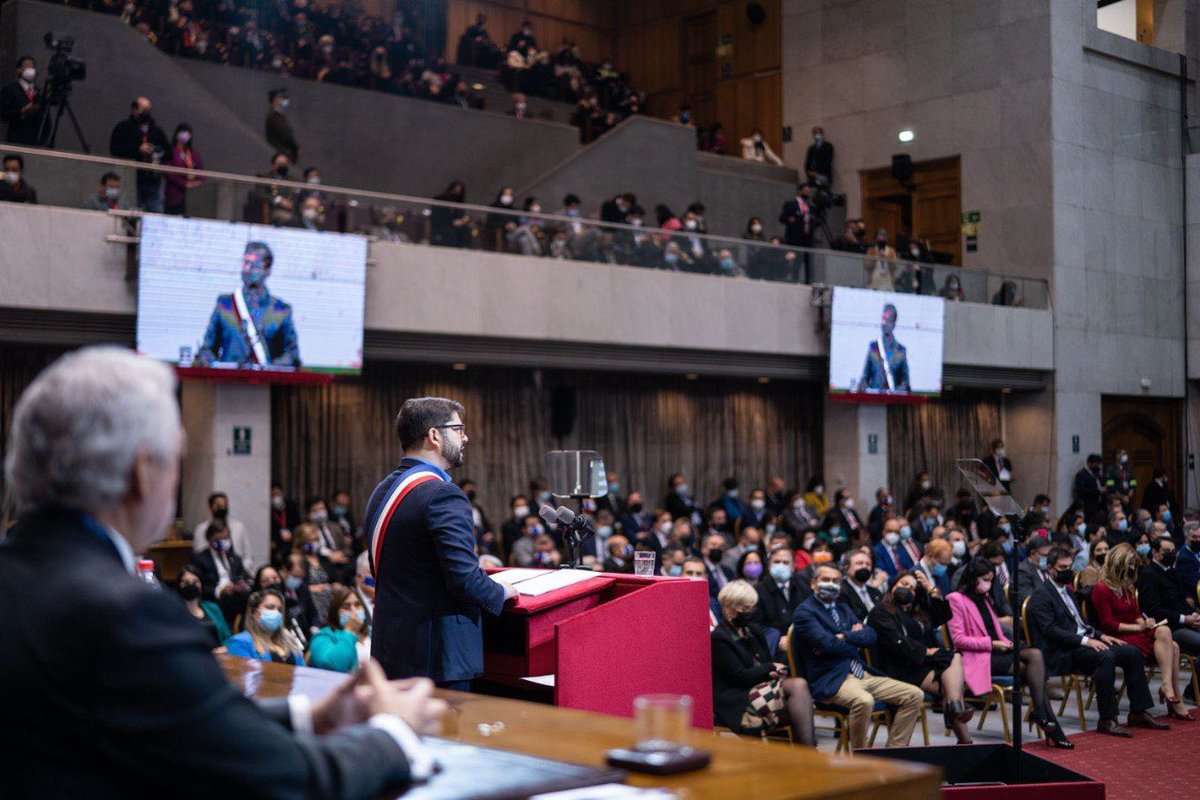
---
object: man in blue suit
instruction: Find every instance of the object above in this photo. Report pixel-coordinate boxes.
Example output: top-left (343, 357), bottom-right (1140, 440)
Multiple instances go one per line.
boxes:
top-left (366, 397), bottom-right (516, 690)
top-left (792, 563), bottom-right (923, 749)
top-left (873, 518), bottom-right (916, 580)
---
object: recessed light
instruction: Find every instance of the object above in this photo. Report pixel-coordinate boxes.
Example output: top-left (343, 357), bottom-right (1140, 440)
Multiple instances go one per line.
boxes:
top-left (685, 373), bottom-right (698, 380)
top-left (1001, 387), bottom-right (1012, 394)
top-left (758, 376), bottom-right (771, 384)
top-left (898, 129), bottom-right (915, 143)
top-left (452, 363), bottom-right (467, 371)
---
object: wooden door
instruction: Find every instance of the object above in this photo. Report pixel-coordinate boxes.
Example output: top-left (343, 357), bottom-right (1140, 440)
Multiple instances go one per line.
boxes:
top-left (1101, 396), bottom-right (1182, 509)
top-left (681, 12), bottom-right (717, 126)
top-left (860, 156), bottom-right (962, 263)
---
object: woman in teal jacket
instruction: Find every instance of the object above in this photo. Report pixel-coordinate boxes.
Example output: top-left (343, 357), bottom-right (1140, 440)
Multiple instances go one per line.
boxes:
top-left (176, 565), bottom-right (232, 647)
top-left (308, 586), bottom-right (371, 672)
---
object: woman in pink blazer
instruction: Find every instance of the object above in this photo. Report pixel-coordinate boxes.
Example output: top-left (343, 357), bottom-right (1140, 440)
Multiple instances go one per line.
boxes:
top-left (947, 559), bottom-right (1072, 749)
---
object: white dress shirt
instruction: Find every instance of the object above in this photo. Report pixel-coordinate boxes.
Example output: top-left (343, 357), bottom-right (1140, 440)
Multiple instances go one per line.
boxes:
top-left (1054, 582), bottom-right (1090, 644)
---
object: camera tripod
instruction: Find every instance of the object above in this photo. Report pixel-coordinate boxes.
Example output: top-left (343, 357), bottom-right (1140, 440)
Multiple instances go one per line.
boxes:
top-left (37, 81), bottom-right (90, 152)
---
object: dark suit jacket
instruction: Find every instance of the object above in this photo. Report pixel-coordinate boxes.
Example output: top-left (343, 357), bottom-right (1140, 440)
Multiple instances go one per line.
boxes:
top-left (1138, 561), bottom-right (1190, 630)
top-left (1027, 579), bottom-right (1098, 676)
top-left (0, 81), bottom-right (43, 144)
top-left (367, 457), bottom-right (506, 682)
top-left (0, 508), bottom-right (412, 798)
top-left (711, 621), bottom-right (774, 730)
top-left (266, 109), bottom-right (299, 162)
top-left (778, 197), bottom-right (813, 246)
top-left (981, 455), bottom-right (1014, 492)
top-left (804, 140), bottom-right (833, 182)
top-left (188, 547), bottom-right (251, 602)
top-left (1015, 559), bottom-right (1050, 606)
top-left (1073, 467), bottom-right (1105, 520)
top-left (839, 579), bottom-right (883, 623)
top-left (754, 575), bottom-right (809, 636)
top-left (792, 595), bottom-right (878, 701)
top-left (874, 541), bottom-right (914, 580)
top-left (705, 560), bottom-right (734, 598)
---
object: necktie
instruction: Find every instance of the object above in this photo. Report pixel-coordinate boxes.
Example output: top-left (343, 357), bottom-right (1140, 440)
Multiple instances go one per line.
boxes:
top-left (829, 604), bottom-right (864, 677)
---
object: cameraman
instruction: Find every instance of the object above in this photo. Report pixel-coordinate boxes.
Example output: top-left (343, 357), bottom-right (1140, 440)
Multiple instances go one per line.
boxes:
top-left (0, 56), bottom-right (43, 145)
top-left (109, 96), bottom-right (168, 213)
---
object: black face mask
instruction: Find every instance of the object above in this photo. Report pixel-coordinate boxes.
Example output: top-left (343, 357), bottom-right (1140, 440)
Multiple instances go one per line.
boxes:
top-left (1094, 552), bottom-right (1107, 566)
top-left (465, 489), bottom-right (477, 502)
top-left (1053, 568), bottom-right (1074, 585)
top-left (212, 506), bottom-right (228, 519)
top-left (263, 581), bottom-right (284, 594)
top-left (178, 583), bottom-right (202, 601)
top-left (707, 547), bottom-right (723, 564)
top-left (1190, 541), bottom-right (1200, 553)
top-left (732, 610), bottom-right (753, 628)
top-left (893, 587), bottom-right (915, 606)
top-left (852, 567), bottom-right (871, 584)
top-left (1161, 551), bottom-right (1177, 567)
top-left (629, 502), bottom-right (643, 513)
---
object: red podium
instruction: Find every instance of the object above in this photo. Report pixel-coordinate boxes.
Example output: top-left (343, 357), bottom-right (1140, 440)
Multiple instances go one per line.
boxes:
top-left (483, 570), bottom-right (713, 728)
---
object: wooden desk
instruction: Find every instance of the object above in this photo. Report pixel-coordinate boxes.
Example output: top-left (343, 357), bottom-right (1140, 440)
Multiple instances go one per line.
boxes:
top-left (148, 539), bottom-right (194, 583)
top-left (219, 655), bottom-right (941, 799)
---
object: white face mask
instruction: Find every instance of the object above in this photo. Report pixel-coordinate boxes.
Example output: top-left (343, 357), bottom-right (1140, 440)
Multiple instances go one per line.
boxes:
top-left (302, 207), bottom-right (319, 221)
top-left (750, 223), bottom-right (762, 233)
top-left (884, 532), bottom-right (900, 546)
top-left (842, 498), bottom-right (854, 509)
top-left (750, 499), bottom-right (766, 511)
top-left (20, 67), bottom-right (35, 82)
top-left (4, 170), bottom-right (19, 184)
top-left (513, 504), bottom-right (529, 518)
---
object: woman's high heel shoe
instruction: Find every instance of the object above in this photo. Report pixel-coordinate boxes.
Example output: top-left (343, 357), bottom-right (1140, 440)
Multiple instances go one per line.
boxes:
top-left (1160, 687), bottom-right (1183, 706)
top-left (1167, 703), bottom-right (1195, 721)
top-left (1035, 715), bottom-right (1074, 749)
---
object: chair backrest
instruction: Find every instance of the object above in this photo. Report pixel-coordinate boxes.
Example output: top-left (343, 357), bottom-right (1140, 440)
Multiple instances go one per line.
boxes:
top-left (940, 624), bottom-right (951, 649)
top-left (1196, 579), bottom-right (1200, 606)
top-left (1020, 595), bottom-right (1032, 644)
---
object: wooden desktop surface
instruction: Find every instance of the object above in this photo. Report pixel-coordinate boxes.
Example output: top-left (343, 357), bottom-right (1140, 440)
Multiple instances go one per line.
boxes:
top-left (219, 655), bottom-right (941, 799)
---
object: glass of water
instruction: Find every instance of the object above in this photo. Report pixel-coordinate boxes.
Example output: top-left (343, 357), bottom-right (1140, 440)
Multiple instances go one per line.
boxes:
top-left (634, 693), bottom-right (692, 752)
top-left (633, 550), bottom-right (656, 576)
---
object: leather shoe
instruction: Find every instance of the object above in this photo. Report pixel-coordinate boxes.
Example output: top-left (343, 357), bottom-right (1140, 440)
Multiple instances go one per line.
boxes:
top-left (1097, 719), bottom-right (1133, 737)
top-left (1126, 712), bottom-right (1170, 730)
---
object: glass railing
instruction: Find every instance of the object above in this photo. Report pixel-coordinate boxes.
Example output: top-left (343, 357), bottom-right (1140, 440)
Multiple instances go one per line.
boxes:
top-left (0, 144), bottom-right (1049, 308)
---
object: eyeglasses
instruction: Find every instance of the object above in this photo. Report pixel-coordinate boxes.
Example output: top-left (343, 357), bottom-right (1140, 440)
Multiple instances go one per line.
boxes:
top-left (435, 423), bottom-right (466, 435)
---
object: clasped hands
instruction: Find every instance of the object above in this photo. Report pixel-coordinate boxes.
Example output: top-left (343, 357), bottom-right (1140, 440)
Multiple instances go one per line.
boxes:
top-left (311, 659), bottom-right (448, 736)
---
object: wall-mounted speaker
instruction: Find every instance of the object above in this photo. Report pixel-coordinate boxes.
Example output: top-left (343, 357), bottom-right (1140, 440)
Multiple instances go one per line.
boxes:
top-left (550, 386), bottom-right (577, 439)
top-left (746, 2), bottom-right (766, 25)
top-left (891, 154), bottom-right (913, 183)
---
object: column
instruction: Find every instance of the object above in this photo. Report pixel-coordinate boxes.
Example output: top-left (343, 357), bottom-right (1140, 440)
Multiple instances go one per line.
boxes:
top-left (822, 400), bottom-right (889, 504)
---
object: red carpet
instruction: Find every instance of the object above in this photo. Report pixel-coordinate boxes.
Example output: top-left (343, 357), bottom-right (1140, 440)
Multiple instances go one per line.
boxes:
top-left (1025, 715), bottom-right (1197, 799)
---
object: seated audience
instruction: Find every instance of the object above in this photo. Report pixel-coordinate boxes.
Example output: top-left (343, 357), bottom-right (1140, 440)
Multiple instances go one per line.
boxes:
top-left (294, 521), bottom-right (338, 627)
top-left (947, 558), bottom-right (1069, 746)
top-left (83, 172), bottom-right (128, 211)
top-left (1138, 535), bottom-right (1200, 678)
top-left (308, 586), bottom-right (372, 673)
top-left (1028, 546), bottom-right (1165, 736)
top-left (1092, 542), bottom-right (1193, 720)
top-left (839, 549), bottom-right (883, 621)
top-left (739, 129), bottom-right (782, 165)
top-left (792, 563), bottom-right (924, 749)
top-left (1016, 534), bottom-right (1053, 604)
top-left (866, 570), bottom-right (973, 743)
top-left (914, 538), bottom-right (953, 595)
top-left (735, 548), bottom-right (765, 584)
top-left (188, 518), bottom-right (252, 626)
top-left (753, 546), bottom-right (808, 645)
top-left (711, 580), bottom-right (814, 743)
top-left (0, 153), bottom-right (37, 203)
top-left (1077, 536), bottom-right (1109, 591)
top-left (174, 564), bottom-right (231, 647)
top-left (225, 589), bottom-right (305, 665)
top-left (874, 517), bottom-right (917, 580)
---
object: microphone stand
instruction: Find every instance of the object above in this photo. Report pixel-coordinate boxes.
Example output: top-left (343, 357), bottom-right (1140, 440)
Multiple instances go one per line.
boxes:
top-left (1006, 515), bottom-right (1026, 758)
top-left (556, 496), bottom-right (594, 571)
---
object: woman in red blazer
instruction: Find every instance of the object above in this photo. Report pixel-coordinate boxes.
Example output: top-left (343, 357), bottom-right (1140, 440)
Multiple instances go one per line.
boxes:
top-left (947, 558), bottom-right (1071, 748)
top-left (1092, 543), bottom-right (1192, 720)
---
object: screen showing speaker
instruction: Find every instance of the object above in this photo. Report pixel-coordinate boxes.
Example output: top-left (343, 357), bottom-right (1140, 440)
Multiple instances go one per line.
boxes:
top-left (828, 287), bottom-right (944, 399)
top-left (136, 214), bottom-right (367, 378)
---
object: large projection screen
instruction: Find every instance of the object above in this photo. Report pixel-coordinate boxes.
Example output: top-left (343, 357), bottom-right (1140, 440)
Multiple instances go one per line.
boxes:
top-left (137, 215), bottom-right (366, 378)
top-left (829, 287), bottom-right (944, 400)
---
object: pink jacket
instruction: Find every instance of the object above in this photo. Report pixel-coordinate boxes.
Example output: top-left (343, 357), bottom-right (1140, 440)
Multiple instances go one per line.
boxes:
top-left (947, 591), bottom-right (1008, 696)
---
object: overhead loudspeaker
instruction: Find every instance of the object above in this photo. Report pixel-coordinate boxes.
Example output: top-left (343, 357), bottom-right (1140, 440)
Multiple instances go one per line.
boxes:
top-left (550, 386), bottom-right (577, 439)
top-left (891, 154), bottom-right (913, 183)
top-left (746, 2), bottom-right (766, 25)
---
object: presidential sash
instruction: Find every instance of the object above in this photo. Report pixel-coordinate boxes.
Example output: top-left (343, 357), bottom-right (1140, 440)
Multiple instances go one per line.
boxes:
top-left (366, 464), bottom-right (445, 579)
top-left (233, 288), bottom-right (269, 365)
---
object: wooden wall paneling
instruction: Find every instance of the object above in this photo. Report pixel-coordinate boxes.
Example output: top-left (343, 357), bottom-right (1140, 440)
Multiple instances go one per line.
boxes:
top-left (752, 0), bottom-right (781, 72)
top-left (713, 78), bottom-right (737, 154)
top-left (754, 71), bottom-right (782, 153)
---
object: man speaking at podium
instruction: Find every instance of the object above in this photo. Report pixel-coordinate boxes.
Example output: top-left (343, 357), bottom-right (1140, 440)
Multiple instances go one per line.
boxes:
top-left (366, 397), bottom-right (517, 690)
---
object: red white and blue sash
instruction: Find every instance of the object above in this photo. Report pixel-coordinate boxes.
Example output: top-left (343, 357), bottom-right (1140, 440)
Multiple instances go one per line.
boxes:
top-left (366, 465), bottom-right (444, 579)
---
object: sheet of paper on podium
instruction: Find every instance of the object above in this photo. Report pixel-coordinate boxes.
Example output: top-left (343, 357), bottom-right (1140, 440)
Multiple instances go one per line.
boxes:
top-left (510, 569), bottom-right (599, 596)
top-left (488, 568), bottom-right (551, 586)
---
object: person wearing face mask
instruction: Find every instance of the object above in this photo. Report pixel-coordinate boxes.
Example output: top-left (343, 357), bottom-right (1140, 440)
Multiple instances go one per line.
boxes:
top-left (1077, 536), bottom-right (1109, 591)
top-left (700, 532), bottom-right (734, 596)
top-left (1138, 535), bottom-right (1200, 699)
top-left (188, 521), bottom-right (252, 626)
top-left (866, 487), bottom-right (896, 543)
top-left (175, 564), bottom-right (231, 647)
top-left (485, 186), bottom-right (517, 250)
top-left (227, 590), bottom-right (305, 665)
top-left (738, 489), bottom-right (772, 532)
top-left (947, 529), bottom-right (970, 567)
top-left (794, 563), bottom-right (925, 748)
top-left (721, 526), bottom-right (764, 572)
top-left (1016, 534), bottom-right (1053, 605)
top-left (803, 125), bottom-right (833, 186)
top-left (781, 490), bottom-right (820, 539)
top-left (821, 489), bottom-right (863, 553)
top-left (0, 153), bottom-right (35, 204)
top-left (191, 491), bottom-right (255, 571)
top-left (1029, 546), bottom-right (1164, 737)
top-left (1104, 448), bottom-right (1137, 508)
top-left (739, 128), bottom-right (782, 165)
top-left (663, 473), bottom-right (700, 526)
top-left (940, 271), bottom-right (965, 301)
top-left (1074, 453), bottom-right (1106, 521)
top-left (838, 550), bottom-right (883, 622)
top-left (83, 171), bottom-right (128, 212)
top-left (874, 518), bottom-right (917, 579)
top-left (309, 586), bottom-right (374, 673)
top-left (778, 184), bottom-right (814, 282)
top-left (265, 88), bottom-right (299, 163)
top-left (914, 538), bottom-right (954, 596)
top-left (163, 122), bottom-right (204, 215)
top-left (293, 522), bottom-right (338, 626)
top-left (603, 534), bottom-right (635, 573)
top-left (867, 570), bottom-right (973, 743)
top-left (270, 483), bottom-right (301, 564)
top-left (1140, 466), bottom-right (1178, 525)
top-left (981, 439), bottom-right (1014, 493)
top-left (499, 494), bottom-right (532, 558)
top-left (294, 195), bottom-right (328, 231)
top-left (754, 546), bottom-right (810, 646)
top-left (507, 514), bottom-right (547, 568)
top-left (194, 240), bottom-right (300, 368)
top-left (1093, 542), bottom-right (1193, 721)
top-left (0, 55), bottom-right (44, 145)
top-left (251, 151), bottom-right (299, 224)
top-left (947, 558), bottom-right (1070, 747)
top-left (863, 228), bottom-right (898, 291)
top-left (712, 580), bottom-right (815, 743)
top-left (279, 554), bottom-right (320, 635)
top-left (109, 95), bottom-right (168, 212)
top-left (736, 550), bottom-right (766, 586)
top-left (1176, 521), bottom-right (1200, 598)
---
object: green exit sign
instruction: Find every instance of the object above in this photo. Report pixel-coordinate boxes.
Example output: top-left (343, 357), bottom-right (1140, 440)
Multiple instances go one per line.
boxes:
top-left (233, 426), bottom-right (252, 455)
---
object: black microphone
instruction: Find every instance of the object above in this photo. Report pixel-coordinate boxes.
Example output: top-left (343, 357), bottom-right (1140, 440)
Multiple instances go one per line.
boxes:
top-left (555, 505), bottom-right (594, 541)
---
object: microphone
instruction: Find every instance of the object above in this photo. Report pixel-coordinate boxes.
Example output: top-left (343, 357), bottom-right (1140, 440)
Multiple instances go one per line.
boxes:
top-left (554, 506), bottom-right (594, 542)
top-left (538, 505), bottom-right (559, 527)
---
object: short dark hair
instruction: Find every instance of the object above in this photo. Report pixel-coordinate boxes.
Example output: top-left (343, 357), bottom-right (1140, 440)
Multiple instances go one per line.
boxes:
top-left (16, 55), bottom-right (34, 68)
top-left (244, 241), bottom-right (274, 269)
top-left (3, 154), bottom-right (23, 169)
top-left (883, 303), bottom-right (898, 316)
top-left (955, 557), bottom-right (996, 594)
top-left (208, 491), bottom-right (228, 506)
top-left (269, 89), bottom-right (287, 102)
top-left (305, 495), bottom-right (325, 512)
top-left (980, 541), bottom-right (1005, 560)
top-left (563, 193), bottom-right (580, 206)
top-left (304, 166), bottom-right (319, 178)
top-left (272, 150), bottom-right (291, 163)
top-left (100, 171), bottom-right (120, 184)
top-left (1152, 535), bottom-right (1175, 552)
top-left (395, 397), bottom-right (465, 450)
top-left (1047, 546), bottom-right (1074, 568)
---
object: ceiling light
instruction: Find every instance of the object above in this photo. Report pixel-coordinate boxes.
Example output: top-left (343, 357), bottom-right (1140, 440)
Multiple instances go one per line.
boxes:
top-left (758, 376), bottom-right (771, 384)
top-left (452, 363), bottom-right (467, 371)
top-left (685, 373), bottom-right (698, 380)
top-left (898, 129), bottom-right (915, 143)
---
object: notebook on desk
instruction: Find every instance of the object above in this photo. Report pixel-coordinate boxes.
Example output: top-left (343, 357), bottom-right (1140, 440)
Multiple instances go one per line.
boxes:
top-left (399, 738), bottom-right (626, 800)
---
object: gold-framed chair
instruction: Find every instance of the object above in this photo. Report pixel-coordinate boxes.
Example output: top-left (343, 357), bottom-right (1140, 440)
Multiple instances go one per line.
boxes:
top-left (862, 646), bottom-right (927, 746)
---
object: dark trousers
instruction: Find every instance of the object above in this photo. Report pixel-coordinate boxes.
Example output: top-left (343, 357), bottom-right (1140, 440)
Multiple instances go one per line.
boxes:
top-left (1067, 642), bottom-right (1151, 720)
top-left (437, 679), bottom-right (472, 691)
top-left (1174, 626), bottom-right (1200, 656)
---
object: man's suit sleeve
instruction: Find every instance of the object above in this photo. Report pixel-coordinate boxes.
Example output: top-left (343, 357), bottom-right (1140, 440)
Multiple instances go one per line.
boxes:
top-left (793, 602), bottom-right (859, 658)
top-left (427, 486), bottom-right (506, 617)
top-left (95, 586), bottom-right (413, 799)
top-left (1028, 585), bottom-right (1084, 649)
